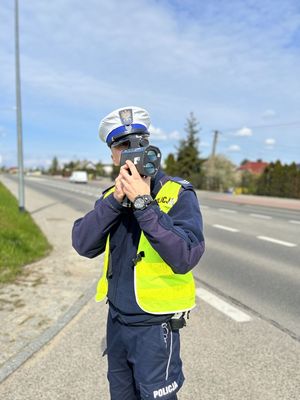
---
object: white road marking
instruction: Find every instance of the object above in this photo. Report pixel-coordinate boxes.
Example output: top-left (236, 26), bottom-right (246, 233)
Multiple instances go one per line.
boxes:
top-left (26, 177), bottom-right (44, 181)
top-left (289, 220), bottom-right (300, 225)
top-left (250, 213), bottom-right (272, 220)
top-left (196, 288), bottom-right (252, 322)
top-left (257, 236), bottom-right (297, 247)
top-left (213, 224), bottom-right (239, 232)
top-left (218, 208), bottom-right (237, 214)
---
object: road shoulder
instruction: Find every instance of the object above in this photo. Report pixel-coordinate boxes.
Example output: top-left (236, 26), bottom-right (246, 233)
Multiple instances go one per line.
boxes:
top-left (0, 175), bottom-right (101, 376)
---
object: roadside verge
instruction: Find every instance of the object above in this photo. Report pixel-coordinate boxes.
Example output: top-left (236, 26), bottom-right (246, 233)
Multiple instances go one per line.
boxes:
top-left (0, 175), bottom-right (102, 382)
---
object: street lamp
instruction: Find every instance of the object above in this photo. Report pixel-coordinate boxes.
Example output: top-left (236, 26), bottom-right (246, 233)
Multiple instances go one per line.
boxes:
top-left (15, 0), bottom-right (25, 212)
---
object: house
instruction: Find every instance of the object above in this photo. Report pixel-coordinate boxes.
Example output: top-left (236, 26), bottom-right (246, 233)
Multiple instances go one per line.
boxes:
top-left (8, 167), bottom-right (18, 174)
top-left (238, 161), bottom-right (269, 175)
top-left (103, 164), bottom-right (113, 175)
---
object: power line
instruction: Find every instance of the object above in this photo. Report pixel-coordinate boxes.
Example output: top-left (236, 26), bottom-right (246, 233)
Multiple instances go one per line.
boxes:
top-left (217, 136), bottom-right (300, 150)
top-left (220, 120), bottom-right (300, 133)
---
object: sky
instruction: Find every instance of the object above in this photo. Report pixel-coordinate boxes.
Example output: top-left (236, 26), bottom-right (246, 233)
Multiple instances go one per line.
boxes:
top-left (0, 0), bottom-right (300, 169)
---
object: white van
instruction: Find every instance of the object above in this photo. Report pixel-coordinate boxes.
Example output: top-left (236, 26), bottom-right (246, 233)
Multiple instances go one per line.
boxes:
top-left (69, 171), bottom-right (88, 183)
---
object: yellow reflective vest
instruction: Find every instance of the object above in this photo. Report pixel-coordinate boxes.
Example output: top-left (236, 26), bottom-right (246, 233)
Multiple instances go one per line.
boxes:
top-left (95, 179), bottom-right (196, 314)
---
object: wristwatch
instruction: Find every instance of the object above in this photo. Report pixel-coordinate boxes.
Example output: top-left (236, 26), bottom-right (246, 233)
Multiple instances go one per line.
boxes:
top-left (133, 195), bottom-right (155, 211)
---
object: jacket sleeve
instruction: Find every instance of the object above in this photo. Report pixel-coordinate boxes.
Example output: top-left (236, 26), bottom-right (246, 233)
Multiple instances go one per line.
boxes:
top-left (133, 188), bottom-right (205, 274)
top-left (72, 193), bottom-right (124, 258)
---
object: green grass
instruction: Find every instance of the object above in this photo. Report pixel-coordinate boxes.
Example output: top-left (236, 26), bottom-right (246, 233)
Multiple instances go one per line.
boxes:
top-left (0, 182), bottom-right (52, 283)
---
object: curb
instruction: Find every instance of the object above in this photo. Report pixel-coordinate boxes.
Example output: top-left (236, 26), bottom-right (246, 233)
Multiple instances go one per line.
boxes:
top-left (0, 281), bottom-right (97, 384)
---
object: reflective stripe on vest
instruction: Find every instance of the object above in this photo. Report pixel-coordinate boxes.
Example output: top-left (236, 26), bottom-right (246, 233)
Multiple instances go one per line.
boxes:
top-left (95, 180), bottom-right (196, 314)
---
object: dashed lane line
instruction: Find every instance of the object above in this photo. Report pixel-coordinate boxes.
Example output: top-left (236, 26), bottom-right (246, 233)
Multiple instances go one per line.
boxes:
top-left (218, 208), bottom-right (237, 214)
top-left (203, 205), bottom-right (299, 225)
top-left (212, 225), bottom-right (297, 248)
top-left (195, 278), bottom-right (300, 343)
top-left (212, 224), bottom-right (239, 232)
top-left (257, 236), bottom-right (297, 247)
top-left (196, 288), bottom-right (252, 322)
top-left (250, 213), bottom-right (272, 220)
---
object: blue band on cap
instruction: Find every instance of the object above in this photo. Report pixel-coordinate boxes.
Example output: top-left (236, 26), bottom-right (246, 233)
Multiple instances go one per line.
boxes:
top-left (107, 124), bottom-right (147, 146)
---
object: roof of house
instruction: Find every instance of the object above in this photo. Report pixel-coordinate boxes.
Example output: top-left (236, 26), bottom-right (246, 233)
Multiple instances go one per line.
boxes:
top-left (238, 161), bottom-right (269, 174)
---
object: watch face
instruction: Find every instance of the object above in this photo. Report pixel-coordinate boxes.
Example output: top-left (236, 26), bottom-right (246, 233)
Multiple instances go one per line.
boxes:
top-left (134, 197), bottom-right (145, 209)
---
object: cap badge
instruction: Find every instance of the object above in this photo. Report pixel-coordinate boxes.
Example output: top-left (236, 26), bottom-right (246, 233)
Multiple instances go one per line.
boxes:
top-left (119, 108), bottom-right (133, 127)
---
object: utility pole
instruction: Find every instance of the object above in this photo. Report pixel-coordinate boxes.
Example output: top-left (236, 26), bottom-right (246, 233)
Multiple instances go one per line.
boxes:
top-left (211, 130), bottom-right (220, 158)
top-left (208, 130), bottom-right (220, 190)
top-left (15, 0), bottom-right (25, 212)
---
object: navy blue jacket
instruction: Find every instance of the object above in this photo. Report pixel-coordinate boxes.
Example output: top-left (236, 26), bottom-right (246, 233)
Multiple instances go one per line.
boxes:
top-left (72, 170), bottom-right (205, 321)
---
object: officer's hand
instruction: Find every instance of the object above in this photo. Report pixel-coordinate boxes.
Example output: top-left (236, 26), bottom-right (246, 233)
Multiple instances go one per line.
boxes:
top-left (113, 174), bottom-right (126, 203)
top-left (119, 160), bottom-right (151, 202)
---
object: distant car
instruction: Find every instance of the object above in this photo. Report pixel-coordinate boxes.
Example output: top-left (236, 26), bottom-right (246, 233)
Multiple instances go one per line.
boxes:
top-left (69, 171), bottom-right (88, 183)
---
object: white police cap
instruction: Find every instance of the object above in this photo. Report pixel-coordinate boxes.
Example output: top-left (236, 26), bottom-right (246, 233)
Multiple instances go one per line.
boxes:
top-left (99, 106), bottom-right (151, 147)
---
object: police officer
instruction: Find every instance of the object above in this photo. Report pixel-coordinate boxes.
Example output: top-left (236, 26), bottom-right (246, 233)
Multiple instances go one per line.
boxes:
top-left (72, 106), bottom-right (205, 400)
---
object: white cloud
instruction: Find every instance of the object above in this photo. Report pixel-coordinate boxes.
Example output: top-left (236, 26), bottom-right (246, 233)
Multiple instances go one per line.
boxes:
top-left (235, 127), bottom-right (253, 137)
top-left (20, 57), bottom-right (123, 109)
top-left (149, 125), bottom-right (168, 140)
top-left (1, 1), bottom-right (300, 166)
top-left (227, 144), bottom-right (241, 152)
top-left (265, 138), bottom-right (276, 150)
top-left (265, 138), bottom-right (276, 145)
top-left (169, 130), bottom-right (181, 140)
top-left (1, 0), bottom-right (299, 113)
top-left (149, 125), bottom-right (180, 141)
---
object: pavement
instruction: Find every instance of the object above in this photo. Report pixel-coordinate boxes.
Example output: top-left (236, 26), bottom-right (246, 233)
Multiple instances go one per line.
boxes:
top-left (0, 175), bottom-right (102, 378)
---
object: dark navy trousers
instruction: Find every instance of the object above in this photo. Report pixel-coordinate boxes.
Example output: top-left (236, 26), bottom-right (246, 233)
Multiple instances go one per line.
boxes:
top-left (106, 312), bottom-right (185, 400)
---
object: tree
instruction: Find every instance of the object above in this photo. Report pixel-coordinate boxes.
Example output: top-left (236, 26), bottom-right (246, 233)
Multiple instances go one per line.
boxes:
top-left (110, 164), bottom-right (119, 180)
top-left (272, 160), bottom-right (284, 196)
top-left (256, 162), bottom-right (273, 196)
top-left (95, 161), bottom-right (106, 177)
top-left (48, 156), bottom-right (60, 175)
top-left (288, 162), bottom-right (300, 199)
top-left (240, 158), bottom-right (249, 166)
top-left (239, 170), bottom-right (259, 194)
top-left (203, 155), bottom-right (237, 192)
top-left (164, 153), bottom-right (177, 176)
top-left (175, 112), bottom-right (203, 187)
top-left (280, 162), bottom-right (300, 198)
top-left (256, 161), bottom-right (300, 199)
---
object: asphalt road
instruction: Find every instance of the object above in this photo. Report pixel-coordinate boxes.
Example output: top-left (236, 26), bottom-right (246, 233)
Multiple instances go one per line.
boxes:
top-left (13, 175), bottom-right (300, 339)
top-left (197, 199), bottom-right (300, 339)
top-left (1, 174), bottom-right (300, 399)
